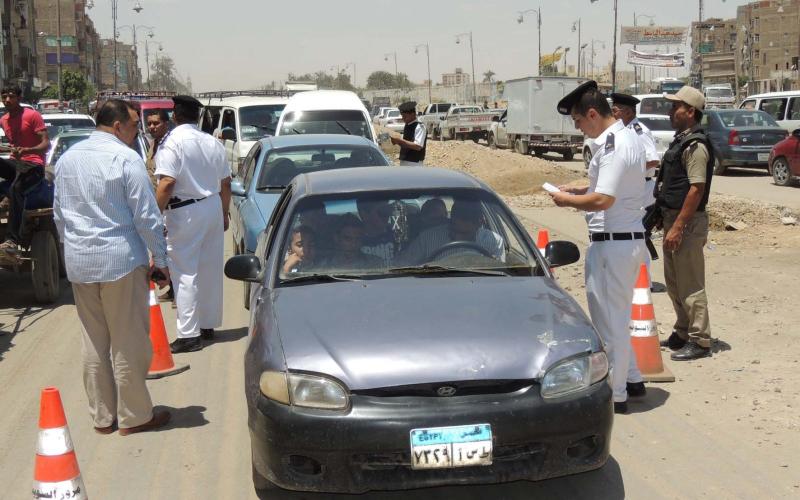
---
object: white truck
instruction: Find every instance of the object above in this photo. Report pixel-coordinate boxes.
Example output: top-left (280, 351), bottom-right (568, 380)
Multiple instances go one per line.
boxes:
top-left (436, 105), bottom-right (504, 142)
top-left (418, 103), bottom-right (456, 138)
top-left (488, 76), bottom-right (586, 160)
top-left (703, 83), bottom-right (736, 109)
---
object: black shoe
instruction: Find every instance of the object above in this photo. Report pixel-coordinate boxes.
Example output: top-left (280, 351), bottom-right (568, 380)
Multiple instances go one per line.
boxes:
top-left (670, 341), bottom-right (711, 361)
top-left (170, 337), bottom-right (202, 354)
top-left (614, 401), bottom-right (628, 414)
top-left (200, 328), bottom-right (215, 340)
top-left (627, 382), bottom-right (646, 398)
top-left (659, 332), bottom-right (686, 351)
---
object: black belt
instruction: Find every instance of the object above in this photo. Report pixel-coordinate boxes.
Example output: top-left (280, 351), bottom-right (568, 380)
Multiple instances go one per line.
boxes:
top-left (166, 196), bottom-right (207, 210)
top-left (589, 232), bottom-right (645, 242)
top-left (645, 177), bottom-right (653, 181)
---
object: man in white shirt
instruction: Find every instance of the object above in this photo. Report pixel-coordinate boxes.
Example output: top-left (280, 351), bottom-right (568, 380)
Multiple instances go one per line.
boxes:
top-left (549, 81), bottom-right (648, 414)
top-left (391, 101), bottom-right (427, 166)
top-left (155, 95), bottom-right (232, 353)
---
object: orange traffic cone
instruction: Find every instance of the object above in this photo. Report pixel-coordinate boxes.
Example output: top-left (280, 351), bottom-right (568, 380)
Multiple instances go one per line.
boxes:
top-left (536, 229), bottom-right (550, 257)
top-left (629, 264), bottom-right (675, 382)
top-left (147, 282), bottom-right (189, 379)
top-left (33, 387), bottom-right (88, 500)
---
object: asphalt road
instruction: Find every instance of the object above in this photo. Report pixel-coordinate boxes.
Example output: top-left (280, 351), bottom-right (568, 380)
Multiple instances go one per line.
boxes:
top-left (0, 218), bottom-right (795, 499)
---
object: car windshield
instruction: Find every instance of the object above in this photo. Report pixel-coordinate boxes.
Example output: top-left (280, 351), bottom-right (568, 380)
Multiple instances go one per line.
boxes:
top-left (716, 110), bottom-right (779, 128)
top-left (638, 117), bottom-right (673, 131)
top-left (45, 118), bottom-right (95, 138)
top-left (280, 110), bottom-right (371, 139)
top-left (50, 134), bottom-right (91, 164)
top-left (639, 97), bottom-right (672, 116)
top-left (660, 83), bottom-right (683, 93)
top-left (240, 105), bottom-right (285, 141)
top-left (386, 110), bottom-right (400, 118)
top-left (277, 189), bottom-right (538, 283)
top-left (706, 88), bottom-right (732, 98)
top-left (256, 146), bottom-right (388, 189)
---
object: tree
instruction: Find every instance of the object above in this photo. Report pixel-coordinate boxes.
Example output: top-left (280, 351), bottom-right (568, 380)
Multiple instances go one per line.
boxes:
top-left (148, 55), bottom-right (190, 93)
top-left (40, 70), bottom-right (94, 106)
top-left (483, 70), bottom-right (496, 83)
top-left (366, 71), bottom-right (414, 90)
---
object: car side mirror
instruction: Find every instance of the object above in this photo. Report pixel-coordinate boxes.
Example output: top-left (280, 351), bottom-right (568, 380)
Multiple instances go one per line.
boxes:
top-left (220, 127), bottom-right (237, 142)
top-left (545, 241), bottom-right (580, 268)
top-left (792, 128), bottom-right (800, 138)
top-left (231, 180), bottom-right (246, 197)
top-left (224, 254), bottom-right (261, 282)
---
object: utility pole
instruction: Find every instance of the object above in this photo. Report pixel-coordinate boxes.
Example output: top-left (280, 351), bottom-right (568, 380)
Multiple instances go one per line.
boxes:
top-left (56, 0), bottom-right (63, 106)
top-left (611, 0), bottom-right (618, 91)
top-left (414, 44), bottom-right (432, 104)
top-left (455, 32), bottom-right (476, 103)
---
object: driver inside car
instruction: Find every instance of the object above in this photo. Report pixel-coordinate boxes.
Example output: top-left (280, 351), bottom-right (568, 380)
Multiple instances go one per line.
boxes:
top-left (398, 199), bottom-right (505, 265)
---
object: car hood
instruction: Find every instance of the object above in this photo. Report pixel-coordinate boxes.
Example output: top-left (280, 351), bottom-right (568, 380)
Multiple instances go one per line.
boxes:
top-left (272, 276), bottom-right (599, 391)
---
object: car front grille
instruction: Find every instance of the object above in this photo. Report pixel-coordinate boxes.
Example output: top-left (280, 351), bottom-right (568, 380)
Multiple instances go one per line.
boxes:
top-left (351, 379), bottom-right (535, 398)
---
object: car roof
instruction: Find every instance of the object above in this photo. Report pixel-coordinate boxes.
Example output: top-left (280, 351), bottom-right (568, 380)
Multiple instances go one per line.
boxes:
top-left (198, 95), bottom-right (289, 108)
top-left (259, 134), bottom-right (378, 149)
top-left (284, 90), bottom-right (366, 111)
top-left (293, 166), bottom-right (486, 197)
top-left (43, 113), bottom-right (94, 120)
top-left (744, 91), bottom-right (800, 99)
top-left (634, 94), bottom-right (668, 99)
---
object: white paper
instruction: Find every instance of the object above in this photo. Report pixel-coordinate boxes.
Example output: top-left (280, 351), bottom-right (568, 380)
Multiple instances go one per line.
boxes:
top-left (542, 182), bottom-right (560, 193)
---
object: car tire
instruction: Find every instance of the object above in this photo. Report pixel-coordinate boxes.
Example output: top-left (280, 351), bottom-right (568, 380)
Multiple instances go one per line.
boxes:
top-left (450, 129), bottom-right (456, 140)
top-left (488, 133), bottom-right (496, 149)
top-left (563, 150), bottom-right (575, 161)
top-left (31, 230), bottom-right (60, 304)
top-left (471, 132), bottom-right (480, 143)
top-left (771, 157), bottom-right (794, 186)
top-left (713, 156), bottom-right (727, 175)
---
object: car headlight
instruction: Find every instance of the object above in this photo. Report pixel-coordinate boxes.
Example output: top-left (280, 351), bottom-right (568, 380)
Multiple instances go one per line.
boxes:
top-left (259, 371), bottom-right (349, 410)
top-left (540, 352), bottom-right (609, 399)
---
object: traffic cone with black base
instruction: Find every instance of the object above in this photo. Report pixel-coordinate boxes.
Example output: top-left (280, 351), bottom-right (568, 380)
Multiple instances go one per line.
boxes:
top-left (147, 281), bottom-right (189, 379)
top-left (32, 387), bottom-right (87, 500)
top-left (630, 263), bottom-right (675, 382)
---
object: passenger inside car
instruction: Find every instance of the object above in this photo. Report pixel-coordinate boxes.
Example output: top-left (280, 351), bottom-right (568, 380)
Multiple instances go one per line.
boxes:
top-left (282, 225), bottom-right (316, 274)
top-left (357, 198), bottom-right (395, 265)
top-left (324, 214), bottom-right (383, 270)
top-left (420, 198), bottom-right (448, 229)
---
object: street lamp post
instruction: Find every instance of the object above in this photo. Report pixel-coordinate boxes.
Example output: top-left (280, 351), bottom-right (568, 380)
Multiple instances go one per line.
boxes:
top-left (383, 52), bottom-right (398, 78)
top-left (455, 32), bottom-right (477, 103)
top-left (118, 25), bottom-right (154, 91)
top-left (549, 46), bottom-right (563, 76)
top-left (589, 39), bottom-right (606, 80)
top-left (572, 18), bottom-right (582, 77)
top-left (634, 14), bottom-right (656, 93)
top-left (55, 0), bottom-right (63, 106)
top-left (564, 47), bottom-right (571, 75)
top-left (517, 9), bottom-right (542, 76)
top-left (111, 0), bottom-right (143, 90)
top-left (611, 0), bottom-right (619, 91)
top-left (414, 43), bottom-right (432, 104)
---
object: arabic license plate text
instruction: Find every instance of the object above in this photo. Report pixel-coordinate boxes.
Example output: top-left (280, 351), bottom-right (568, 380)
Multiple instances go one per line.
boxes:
top-left (757, 153), bottom-right (769, 162)
top-left (410, 424), bottom-right (492, 469)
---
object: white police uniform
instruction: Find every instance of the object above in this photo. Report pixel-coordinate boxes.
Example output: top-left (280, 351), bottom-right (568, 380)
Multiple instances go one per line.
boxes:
top-left (627, 117), bottom-right (659, 208)
top-left (155, 123), bottom-right (230, 339)
top-left (585, 120), bottom-right (648, 403)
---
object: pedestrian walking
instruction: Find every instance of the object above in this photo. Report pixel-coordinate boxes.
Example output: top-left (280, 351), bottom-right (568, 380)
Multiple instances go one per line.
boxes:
top-left (155, 95), bottom-right (231, 354)
top-left (549, 81), bottom-right (648, 414)
top-left (0, 84), bottom-right (50, 255)
top-left (656, 86), bottom-right (714, 361)
top-left (53, 99), bottom-right (171, 435)
top-left (390, 101), bottom-right (427, 166)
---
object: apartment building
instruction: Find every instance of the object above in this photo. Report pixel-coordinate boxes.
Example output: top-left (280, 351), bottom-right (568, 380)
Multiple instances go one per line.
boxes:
top-left (1, 0), bottom-right (38, 93)
top-left (99, 38), bottom-right (140, 91)
top-left (690, 18), bottom-right (737, 87)
top-left (442, 68), bottom-right (470, 86)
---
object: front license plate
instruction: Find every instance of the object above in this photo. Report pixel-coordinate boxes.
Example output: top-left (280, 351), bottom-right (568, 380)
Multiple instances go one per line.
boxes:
top-left (409, 424), bottom-right (492, 469)
top-left (757, 153), bottom-right (770, 162)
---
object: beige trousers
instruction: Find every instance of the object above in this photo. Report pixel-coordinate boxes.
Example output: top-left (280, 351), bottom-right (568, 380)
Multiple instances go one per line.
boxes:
top-left (662, 209), bottom-right (712, 348)
top-left (72, 266), bottom-right (154, 429)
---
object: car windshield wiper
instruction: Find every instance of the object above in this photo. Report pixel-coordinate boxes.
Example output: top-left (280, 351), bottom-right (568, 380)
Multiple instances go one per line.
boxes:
top-left (334, 121), bottom-right (352, 135)
top-left (291, 128), bottom-right (302, 134)
top-left (280, 273), bottom-right (362, 284)
top-left (255, 184), bottom-right (286, 190)
top-left (387, 265), bottom-right (509, 277)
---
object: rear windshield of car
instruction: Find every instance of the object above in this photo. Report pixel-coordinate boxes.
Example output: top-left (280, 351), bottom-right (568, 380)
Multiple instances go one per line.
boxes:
top-left (280, 110), bottom-right (371, 140)
top-left (638, 117), bottom-right (673, 131)
top-left (638, 97), bottom-right (671, 116)
top-left (716, 111), bottom-right (779, 128)
top-left (240, 105), bottom-right (285, 141)
top-left (50, 134), bottom-right (91, 164)
top-left (277, 189), bottom-right (539, 283)
top-left (386, 110), bottom-right (401, 118)
top-left (44, 118), bottom-right (95, 138)
top-left (256, 146), bottom-right (388, 189)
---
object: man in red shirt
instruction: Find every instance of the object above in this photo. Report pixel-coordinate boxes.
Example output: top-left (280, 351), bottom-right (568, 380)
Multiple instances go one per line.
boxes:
top-left (0, 85), bottom-right (50, 254)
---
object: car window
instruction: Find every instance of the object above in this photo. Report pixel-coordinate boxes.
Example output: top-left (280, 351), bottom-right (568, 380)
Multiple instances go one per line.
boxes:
top-left (201, 107), bottom-right (221, 134)
top-left (716, 110), bottom-right (779, 128)
top-left (239, 105), bottom-right (285, 141)
top-left (256, 146), bottom-right (388, 189)
top-left (638, 117), bottom-right (672, 131)
top-left (787, 98), bottom-right (800, 120)
top-left (759, 98), bottom-right (787, 121)
top-left (439, 104), bottom-right (452, 113)
top-left (44, 118), bottom-right (95, 138)
top-left (639, 97), bottom-right (672, 116)
top-left (279, 110), bottom-right (372, 140)
top-left (221, 108), bottom-right (236, 130)
top-left (386, 110), bottom-right (401, 119)
top-left (700, 114), bottom-right (710, 127)
top-left (276, 189), bottom-right (538, 283)
top-left (740, 100), bottom-right (757, 110)
top-left (263, 186), bottom-right (294, 269)
top-left (242, 144), bottom-right (261, 189)
top-left (50, 134), bottom-right (91, 164)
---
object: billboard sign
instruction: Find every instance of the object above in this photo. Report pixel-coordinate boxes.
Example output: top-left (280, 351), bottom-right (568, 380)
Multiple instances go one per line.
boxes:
top-left (627, 49), bottom-right (686, 68)
top-left (621, 26), bottom-right (688, 45)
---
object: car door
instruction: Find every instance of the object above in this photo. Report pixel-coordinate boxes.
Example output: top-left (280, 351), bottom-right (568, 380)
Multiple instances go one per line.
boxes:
top-left (758, 98), bottom-right (788, 129)
top-left (790, 133), bottom-right (800, 175)
top-left (496, 110), bottom-right (509, 146)
top-left (220, 107), bottom-right (239, 172)
top-left (784, 97), bottom-right (800, 133)
top-left (233, 143), bottom-right (262, 253)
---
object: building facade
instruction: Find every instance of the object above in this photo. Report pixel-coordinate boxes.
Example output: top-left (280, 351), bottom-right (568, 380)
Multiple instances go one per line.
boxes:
top-left (99, 38), bottom-right (140, 91)
top-left (441, 68), bottom-right (470, 86)
top-left (691, 18), bottom-right (737, 88)
top-left (2, 0), bottom-right (38, 94)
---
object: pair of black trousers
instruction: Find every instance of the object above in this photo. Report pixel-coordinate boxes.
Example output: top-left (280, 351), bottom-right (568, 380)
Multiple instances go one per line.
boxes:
top-left (0, 158), bottom-right (44, 244)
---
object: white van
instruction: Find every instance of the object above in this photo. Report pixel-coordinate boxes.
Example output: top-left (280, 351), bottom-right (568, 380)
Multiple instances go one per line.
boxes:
top-left (275, 90), bottom-right (376, 143)
top-left (739, 91), bottom-right (800, 133)
top-left (198, 95), bottom-right (289, 173)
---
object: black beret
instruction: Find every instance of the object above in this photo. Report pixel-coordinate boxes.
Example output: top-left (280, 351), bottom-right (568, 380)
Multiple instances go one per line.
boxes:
top-left (398, 101), bottom-right (417, 113)
top-left (610, 93), bottom-right (640, 107)
top-left (556, 80), bottom-right (599, 115)
top-left (172, 95), bottom-right (203, 109)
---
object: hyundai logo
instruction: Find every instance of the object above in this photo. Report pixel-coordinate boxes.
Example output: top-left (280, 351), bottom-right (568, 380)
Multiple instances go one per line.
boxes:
top-left (436, 386), bottom-right (457, 397)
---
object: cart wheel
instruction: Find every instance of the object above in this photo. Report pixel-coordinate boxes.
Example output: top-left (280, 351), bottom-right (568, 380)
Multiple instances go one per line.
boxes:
top-left (31, 230), bottom-right (60, 303)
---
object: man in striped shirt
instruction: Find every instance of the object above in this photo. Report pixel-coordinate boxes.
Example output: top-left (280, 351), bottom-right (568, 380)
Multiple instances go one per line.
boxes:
top-left (53, 99), bottom-right (172, 436)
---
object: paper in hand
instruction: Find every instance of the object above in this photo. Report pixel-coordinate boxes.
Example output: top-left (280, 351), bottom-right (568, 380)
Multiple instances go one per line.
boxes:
top-left (542, 182), bottom-right (561, 193)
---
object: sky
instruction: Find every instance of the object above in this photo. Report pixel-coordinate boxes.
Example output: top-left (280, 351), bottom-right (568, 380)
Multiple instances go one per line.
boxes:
top-left (87, 0), bottom-right (757, 92)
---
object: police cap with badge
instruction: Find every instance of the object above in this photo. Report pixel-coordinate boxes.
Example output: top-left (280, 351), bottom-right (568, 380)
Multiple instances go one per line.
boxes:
top-left (556, 80), bottom-right (599, 115)
top-left (398, 101), bottom-right (417, 114)
top-left (610, 93), bottom-right (640, 109)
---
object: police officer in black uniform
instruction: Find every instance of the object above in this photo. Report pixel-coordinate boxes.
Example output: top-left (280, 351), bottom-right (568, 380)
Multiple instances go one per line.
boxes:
top-left (390, 101), bottom-right (427, 166)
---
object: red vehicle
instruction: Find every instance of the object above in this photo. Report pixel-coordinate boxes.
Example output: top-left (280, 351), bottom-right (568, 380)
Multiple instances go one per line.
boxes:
top-left (93, 91), bottom-right (175, 139)
top-left (138, 99), bottom-right (174, 137)
top-left (768, 128), bottom-right (800, 186)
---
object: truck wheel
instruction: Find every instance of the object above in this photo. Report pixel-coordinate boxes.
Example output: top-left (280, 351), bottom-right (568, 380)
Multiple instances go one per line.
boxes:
top-left (533, 148), bottom-right (545, 157)
top-left (31, 230), bottom-right (60, 304)
top-left (450, 129), bottom-right (456, 140)
top-left (471, 132), bottom-right (480, 143)
top-left (488, 133), bottom-right (496, 149)
top-left (563, 150), bottom-right (575, 161)
top-left (514, 138), bottom-right (529, 155)
top-left (583, 146), bottom-right (592, 168)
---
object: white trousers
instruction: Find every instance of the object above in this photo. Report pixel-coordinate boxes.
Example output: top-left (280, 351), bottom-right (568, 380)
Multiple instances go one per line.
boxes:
top-left (585, 239), bottom-right (647, 402)
top-left (165, 194), bottom-right (224, 339)
top-left (399, 160), bottom-right (423, 166)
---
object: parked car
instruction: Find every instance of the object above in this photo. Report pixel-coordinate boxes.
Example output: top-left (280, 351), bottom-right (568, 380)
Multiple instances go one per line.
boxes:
top-left (276, 90), bottom-right (377, 143)
top-left (371, 106), bottom-right (393, 124)
top-left (768, 128), bottom-right (800, 186)
top-left (739, 90), bottom-right (800, 133)
top-left (582, 114), bottom-right (673, 167)
top-left (378, 108), bottom-right (400, 126)
top-left (41, 113), bottom-right (95, 139)
top-left (437, 105), bottom-right (503, 142)
top-left (380, 109), bottom-right (405, 132)
top-left (225, 166), bottom-right (611, 494)
top-left (229, 134), bottom-right (390, 308)
top-left (702, 109), bottom-right (789, 175)
top-left (45, 128), bottom-right (149, 168)
top-left (419, 102), bottom-right (456, 135)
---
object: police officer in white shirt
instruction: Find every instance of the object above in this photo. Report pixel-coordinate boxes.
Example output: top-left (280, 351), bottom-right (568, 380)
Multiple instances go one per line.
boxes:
top-left (390, 101), bottom-right (426, 166)
top-left (549, 81), bottom-right (648, 414)
top-left (155, 95), bottom-right (232, 353)
top-left (611, 93), bottom-right (660, 210)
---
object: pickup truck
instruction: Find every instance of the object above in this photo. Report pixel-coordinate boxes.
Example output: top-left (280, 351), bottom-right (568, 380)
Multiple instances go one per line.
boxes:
top-left (437, 105), bottom-right (504, 142)
top-left (418, 102), bottom-right (456, 138)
